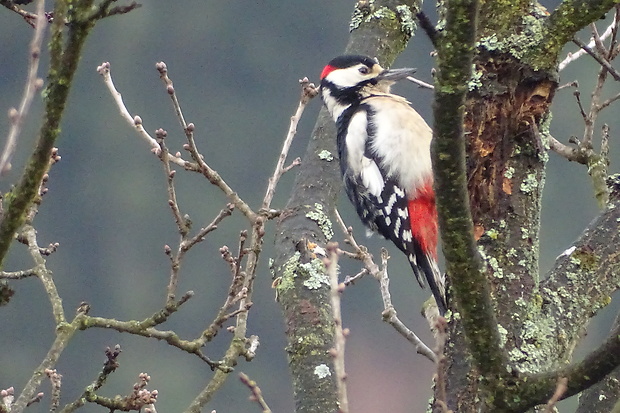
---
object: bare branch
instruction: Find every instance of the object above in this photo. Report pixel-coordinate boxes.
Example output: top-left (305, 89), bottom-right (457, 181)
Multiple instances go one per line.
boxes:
top-left (239, 373), bottom-right (272, 413)
top-left (572, 36), bottom-right (620, 81)
top-left (544, 377), bottom-right (568, 413)
top-left (0, 0), bottom-right (52, 26)
top-left (154, 62), bottom-right (256, 219)
top-left (0, 0), bottom-right (46, 175)
top-left (406, 75), bottom-right (435, 90)
top-left (326, 243), bottom-right (349, 413)
top-left (262, 77), bottom-right (317, 210)
top-left (333, 210), bottom-right (437, 363)
top-left (97, 62), bottom-right (192, 168)
top-left (560, 22), bottom-right (615, 70)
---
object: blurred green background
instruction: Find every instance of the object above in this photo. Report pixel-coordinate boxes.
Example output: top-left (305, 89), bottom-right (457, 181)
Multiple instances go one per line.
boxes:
top-left (1, 1), bottom-right (619, 412)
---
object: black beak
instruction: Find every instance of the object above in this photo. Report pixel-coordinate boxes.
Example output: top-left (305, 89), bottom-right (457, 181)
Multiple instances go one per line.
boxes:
top-left (376, 67), bottom-right (417, 82)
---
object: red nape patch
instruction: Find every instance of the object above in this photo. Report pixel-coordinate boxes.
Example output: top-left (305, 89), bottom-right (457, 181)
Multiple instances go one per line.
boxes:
top-left (408, 182), bottom-right (438, 258)
top-left (320, 64), bottom-right (336, 80)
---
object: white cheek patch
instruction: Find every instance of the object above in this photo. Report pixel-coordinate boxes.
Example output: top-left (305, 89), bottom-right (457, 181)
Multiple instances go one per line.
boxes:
top-left (326, 65), bottom-right (367, 88)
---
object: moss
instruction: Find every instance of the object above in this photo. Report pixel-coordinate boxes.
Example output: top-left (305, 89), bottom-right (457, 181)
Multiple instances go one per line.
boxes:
top-left (306, 203), bottom-right (334, 240)
top-left (570, 248), bottom-right (599, 272)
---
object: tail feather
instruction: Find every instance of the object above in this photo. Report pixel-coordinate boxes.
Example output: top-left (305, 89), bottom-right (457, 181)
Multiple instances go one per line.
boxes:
top-left (407, 184), bottom-right (446, 314)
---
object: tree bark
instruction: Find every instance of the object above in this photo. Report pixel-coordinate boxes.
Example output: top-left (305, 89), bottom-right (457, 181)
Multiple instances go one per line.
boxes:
top-left (273, 1), bottom-right (424, 412)
top-left (436, 1), bottom-right (620, 411)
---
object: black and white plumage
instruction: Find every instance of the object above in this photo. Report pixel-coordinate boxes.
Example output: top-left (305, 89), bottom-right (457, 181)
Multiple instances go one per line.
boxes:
top-left (320, 55), bottom-right (446, 314)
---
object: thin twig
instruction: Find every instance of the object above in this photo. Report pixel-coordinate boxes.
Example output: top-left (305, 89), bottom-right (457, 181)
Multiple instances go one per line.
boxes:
top-left (0, 0), bottom-right (52, 26)
top-left (326, 243), bottom-right (349, 413)
top-left (164, 204), bottom-right (234, 305)
top-left (559, 23), bottom-right (615, 71)
top-left (262, 77), bottom-right (316, 210)
top-left (0, 268), bottom-right (39, 279)
top-left (333, 210), bottom-right (437, 363)
top-left (59, 345), bottom-right (122, 413)
top-left (96, 62), bottom-right (192, 169)
top-left (0, 0), bottom-right (46, 175)
top-left (544, 377), bottom-right (568, 413)
top-left (406, 75), bottom-right (435, 90)
top-left (432, 316), bottom-right (451, 412)
top-left (415, 11), bottom-right (438, 48)
top-left (154, 62), bottom-right (256, 220)
top-left (156, 128), bottom-right (189, 236)
top-left (572, 36), bottom-right (620, 81)
top-left (239, 373), bottom-right (272, 413)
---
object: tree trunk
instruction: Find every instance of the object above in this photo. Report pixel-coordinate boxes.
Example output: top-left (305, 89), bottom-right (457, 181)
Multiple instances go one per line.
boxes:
top-left (273, 1), bottom-right (425, 412)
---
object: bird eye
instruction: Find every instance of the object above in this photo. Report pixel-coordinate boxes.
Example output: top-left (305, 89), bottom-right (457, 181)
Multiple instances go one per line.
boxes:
top-left (358, 66), bottom-right (370, 75)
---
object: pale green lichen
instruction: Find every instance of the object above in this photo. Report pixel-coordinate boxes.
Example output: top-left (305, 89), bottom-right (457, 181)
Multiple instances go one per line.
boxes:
top-left (318, 150), bottom-right (334, 161)
top-left (538, 112), bottom-right (552, 163)
top-left (490, 257), bottom-right (504, 278)
top-left (514, 297), bottom-right (527, 307)
top-left (314, 364), bottom-right (331, 378)
top-left (497, 324), bottom-right (508, 347)
top-left (504, 167), bottom-right (515, 179)
top-left (301, 258), bottom-right (330, 290)
top-left (476, 12), bottom-right (546, 69)
top-left (350, 4), bottom-right (400, 33)
top-left (486, 228), bottom-right (499, 240)
top-left (468, 64), bottom-right (484, 91)
top-left (478, 246), bottom-right (504, 278)
top-left (521, 227), bottom-right (529, 240)
top-left (520, 173), bottom-right (539, 193)
top-left (395, 5), bottom-right (416, 37)
top-left (277, 251), bottom-right (302, 293)
top-left (507, 311), bottom-right (558, 374)
top-left (306, 203), bottom-right (334, 240)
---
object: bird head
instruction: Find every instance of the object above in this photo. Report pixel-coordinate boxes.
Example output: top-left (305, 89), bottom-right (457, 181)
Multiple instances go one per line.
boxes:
top-left (320, 55), bottom-right (415, 93)
top-left (319, 55), bottom-right (416, 119)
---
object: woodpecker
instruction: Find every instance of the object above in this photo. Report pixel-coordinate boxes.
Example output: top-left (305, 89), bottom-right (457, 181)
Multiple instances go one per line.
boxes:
top-left (319, 55), bottom-right (446, 314)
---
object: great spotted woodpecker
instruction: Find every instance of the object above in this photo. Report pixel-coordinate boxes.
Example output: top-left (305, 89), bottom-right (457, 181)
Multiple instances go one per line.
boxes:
top-left (320, 55), bottom-right (446, 314)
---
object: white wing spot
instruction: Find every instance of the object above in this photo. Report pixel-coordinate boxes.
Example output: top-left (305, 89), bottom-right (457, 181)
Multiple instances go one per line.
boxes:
top-left (402, 229), bottom-right (412, 242)
top-left (394, 187), bottom-right (405, 197)
top-left (408, 253), bottom-right (417, 264)
top-left (385, 216), bottom-right (391, 226)
top-left (393, 218), bottom-right (401, 234)
top-left (386, 193), bottom-right (398, 214)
